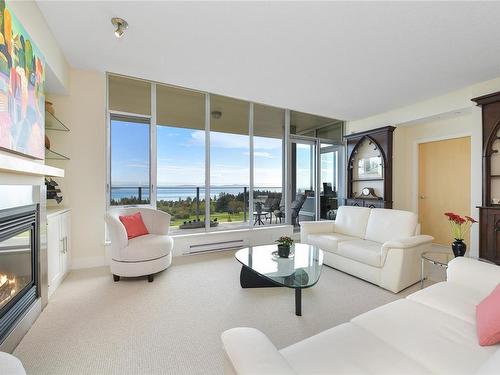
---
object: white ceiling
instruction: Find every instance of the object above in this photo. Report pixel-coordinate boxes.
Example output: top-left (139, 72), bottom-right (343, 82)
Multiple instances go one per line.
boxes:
top-left (37, 1), bottom-right (500, 120)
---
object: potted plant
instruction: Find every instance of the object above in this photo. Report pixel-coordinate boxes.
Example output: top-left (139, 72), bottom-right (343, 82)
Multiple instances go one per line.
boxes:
top-left (276, 236), bottom-right (294, 258)
top-left (444, 212), bottom-right (478, 257)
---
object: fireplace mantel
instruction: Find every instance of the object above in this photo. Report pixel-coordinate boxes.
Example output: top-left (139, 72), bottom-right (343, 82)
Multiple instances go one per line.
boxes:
top-left (0, 153), bottom-right (64, 177)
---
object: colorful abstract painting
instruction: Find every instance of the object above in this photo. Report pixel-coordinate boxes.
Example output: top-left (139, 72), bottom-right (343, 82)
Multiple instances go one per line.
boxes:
top-left (0, 0), bottom-right (45, 159)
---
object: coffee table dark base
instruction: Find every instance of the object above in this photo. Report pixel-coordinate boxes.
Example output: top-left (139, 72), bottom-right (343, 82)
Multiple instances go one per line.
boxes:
top-left (240, 265), bottom-right (303, 316)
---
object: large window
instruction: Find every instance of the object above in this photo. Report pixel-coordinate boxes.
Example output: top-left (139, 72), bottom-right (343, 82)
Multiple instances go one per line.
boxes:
top-left (253, 104), bottom-right (284, 226)
top-left (107, 74), bottom-right (344, 235)
top-left (210, 95), bottom-right (250, 230)
top-left (110, 116), bottom-right (151, 205)
top-left (156, 85), bottom-right (206, 233)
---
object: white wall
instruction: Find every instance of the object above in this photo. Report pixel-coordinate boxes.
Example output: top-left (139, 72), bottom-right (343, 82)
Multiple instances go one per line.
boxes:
top-left (389, 110), bottom-right (482, 256)
top-left (46, 69), bottom-right (107, 269)
top-left (345, 76), bottom-right (500, 257)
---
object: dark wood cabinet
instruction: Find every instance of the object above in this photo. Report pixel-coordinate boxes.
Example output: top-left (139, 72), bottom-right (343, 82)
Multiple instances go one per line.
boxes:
top-left (345, 198), bottom-right (389, 208)
top-left (472, 91), bottom-right (500, 265)
top-left (478, 206), bottom-right (500, 265)
top-left (344, 126), bottom-right (394, 209)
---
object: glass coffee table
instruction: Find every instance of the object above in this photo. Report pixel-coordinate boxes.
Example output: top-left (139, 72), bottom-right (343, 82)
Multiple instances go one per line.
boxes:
top-left (235, 244), bottom-right (324, 316)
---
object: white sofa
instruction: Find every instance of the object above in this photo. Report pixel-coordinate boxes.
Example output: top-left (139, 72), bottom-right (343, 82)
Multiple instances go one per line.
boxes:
top-left (0, 352), bottom-right (25, 374)
top-left (301, 206), bottom-right (434, 293)
top-left (105, 207), bottom-right (173, 282)
top-left (222, 257), bottom-right (500, 375)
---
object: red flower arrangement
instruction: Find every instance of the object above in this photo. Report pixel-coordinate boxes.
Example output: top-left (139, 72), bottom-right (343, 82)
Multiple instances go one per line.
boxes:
top-left (444, 212), bottom-right (477, 240)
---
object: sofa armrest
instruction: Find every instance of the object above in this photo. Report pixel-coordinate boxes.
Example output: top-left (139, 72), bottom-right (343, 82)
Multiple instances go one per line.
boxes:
top-left (447, 257), bottom-right (500, 296)
top-left (300, 221), bottom-right (335, 242)
top-left (382, 235), bottom-right (434, 250)
top-left (221, 328), bottom-right (296, 375)
top-left (149, 209), bottom-right (171, 235)
top-left (105, 213), bottom-right (128, 250)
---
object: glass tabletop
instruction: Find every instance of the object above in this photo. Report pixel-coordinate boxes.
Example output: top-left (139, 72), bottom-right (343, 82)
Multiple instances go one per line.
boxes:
top-left (421, 251), bottom-right (455, 267)
top-left (235, 244), bottom-right (324, 289)
top-left (422, 251), bottom-right (495, 267)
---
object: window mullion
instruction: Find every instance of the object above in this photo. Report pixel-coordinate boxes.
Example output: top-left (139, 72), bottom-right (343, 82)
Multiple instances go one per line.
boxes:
top-left (150, 83), bottom-right (157, 209)
top-left (205, 93), bottom-right (211, 231)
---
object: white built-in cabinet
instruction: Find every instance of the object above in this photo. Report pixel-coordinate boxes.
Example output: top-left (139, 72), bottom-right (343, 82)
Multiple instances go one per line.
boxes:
top-left (47, 208), bottom-right (71, 298)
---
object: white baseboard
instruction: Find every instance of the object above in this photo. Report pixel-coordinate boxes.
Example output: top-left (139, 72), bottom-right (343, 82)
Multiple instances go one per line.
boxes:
top-left (71, 255), bottom-right (108, 270)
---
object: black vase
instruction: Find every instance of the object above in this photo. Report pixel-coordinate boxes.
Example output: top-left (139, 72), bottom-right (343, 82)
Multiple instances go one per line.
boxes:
top-left (277, 245), bottom-right (290, 258)
top-left (452, 239), bottom-right (466, 257)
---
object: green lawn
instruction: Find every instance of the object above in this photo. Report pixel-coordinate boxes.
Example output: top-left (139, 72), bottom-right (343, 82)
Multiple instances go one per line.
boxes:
top-left (170, 212), bottom-right (246, 227)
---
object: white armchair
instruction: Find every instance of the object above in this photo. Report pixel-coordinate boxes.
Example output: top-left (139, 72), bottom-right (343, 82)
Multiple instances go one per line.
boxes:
top-left (105, 207), bottom-right (174, 282)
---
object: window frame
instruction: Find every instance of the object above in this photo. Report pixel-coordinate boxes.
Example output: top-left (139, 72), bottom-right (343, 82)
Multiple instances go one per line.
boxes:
top-left (107, 111), bottom-right (153, 209)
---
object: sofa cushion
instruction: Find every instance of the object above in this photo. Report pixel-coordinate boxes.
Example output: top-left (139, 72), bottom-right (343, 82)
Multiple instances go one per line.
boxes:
top-left (117, 234), bottom-right (173, 262)
top-left (334, 206), bottom-right (371, 238)
top-left (306, 233), bottom-right (357, 253)
top-left (364, 208), bottom-right (417, 244)
top-left (407, 282), bottom-right (484, 325)
top-left (475, 348), bottom-right (500, 374)
top-left (351, 299), bottom-right (498, 374)
top-left (335, 239), bottom-right (382, 267)
top-left (280, 323), bottom-right (430, 375)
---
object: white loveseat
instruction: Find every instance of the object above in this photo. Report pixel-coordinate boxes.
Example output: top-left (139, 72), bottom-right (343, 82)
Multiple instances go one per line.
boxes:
top-left (301, 206), bottom-right (434, 292)
top-left (222, 257), bottom-right (500, 374)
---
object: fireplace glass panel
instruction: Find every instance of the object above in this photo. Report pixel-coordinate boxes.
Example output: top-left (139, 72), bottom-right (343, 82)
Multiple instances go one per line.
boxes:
top-left (0, 230), bottom-right (32, 311)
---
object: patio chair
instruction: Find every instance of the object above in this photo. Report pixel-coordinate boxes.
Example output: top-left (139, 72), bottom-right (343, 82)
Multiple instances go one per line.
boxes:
top-left (273, 194), bottom-right (306, 225)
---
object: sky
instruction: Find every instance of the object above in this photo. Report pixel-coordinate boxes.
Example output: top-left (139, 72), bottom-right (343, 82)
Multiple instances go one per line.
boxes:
top-left (111, 120), bottom-right (337, 191)
top-left (111, 120), bottom-right (284, 188)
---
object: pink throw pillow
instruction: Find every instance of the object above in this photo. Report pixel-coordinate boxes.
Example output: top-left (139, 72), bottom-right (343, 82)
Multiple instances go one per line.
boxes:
top-left (476, 283), bottom-right (500, 346)
top-left (119, 212), bottom-right (149, 239)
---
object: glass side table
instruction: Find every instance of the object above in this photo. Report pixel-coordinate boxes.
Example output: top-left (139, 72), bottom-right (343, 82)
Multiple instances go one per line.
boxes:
top-left (420, 251), bottom-right (454, 289)
top-left (420, 252), bottom-right (495, 288)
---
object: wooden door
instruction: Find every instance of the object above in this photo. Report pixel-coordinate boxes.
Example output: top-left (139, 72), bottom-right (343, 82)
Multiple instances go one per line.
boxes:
top-left (418, 137), bottom-right (471, 246)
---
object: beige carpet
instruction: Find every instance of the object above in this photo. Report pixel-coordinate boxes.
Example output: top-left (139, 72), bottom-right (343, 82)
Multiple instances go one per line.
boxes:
top-left (14, 250), bottom-right (422, 375)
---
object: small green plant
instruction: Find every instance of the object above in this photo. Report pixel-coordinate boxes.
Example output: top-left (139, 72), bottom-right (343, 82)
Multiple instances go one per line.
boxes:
top-left (276, 236), bottom-right (294, 247)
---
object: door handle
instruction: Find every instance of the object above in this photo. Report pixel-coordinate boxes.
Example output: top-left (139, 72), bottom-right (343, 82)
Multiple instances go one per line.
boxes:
top-left (420, 195), bottom-right (426, 199)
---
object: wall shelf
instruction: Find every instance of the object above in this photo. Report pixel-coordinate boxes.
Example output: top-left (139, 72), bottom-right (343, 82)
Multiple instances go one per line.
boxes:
top-left (45, 111), bottom-right (69, 132)
top-left (45, 148), bottom-right (70, 161)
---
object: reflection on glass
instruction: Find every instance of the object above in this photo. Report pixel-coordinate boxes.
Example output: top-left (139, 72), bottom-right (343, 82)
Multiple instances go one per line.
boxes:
top-left (0, 230), bottom-right (32, 310)
top-left (235, 244), bottom-right (323, 288)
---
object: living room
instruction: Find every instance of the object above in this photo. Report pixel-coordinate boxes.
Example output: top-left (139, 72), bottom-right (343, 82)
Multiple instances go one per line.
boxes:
top-left (1, 1), bottom-right (500, 374)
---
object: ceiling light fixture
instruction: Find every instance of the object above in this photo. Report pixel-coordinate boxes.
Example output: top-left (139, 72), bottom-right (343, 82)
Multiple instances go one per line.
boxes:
top-left (111, 17), bottom-right (128, 38)
top-left (211, 111), bottom-right (222, 119)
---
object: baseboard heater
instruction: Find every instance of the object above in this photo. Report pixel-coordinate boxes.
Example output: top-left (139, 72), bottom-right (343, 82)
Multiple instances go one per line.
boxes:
top-left (187, 239), bottom-right (245, 254)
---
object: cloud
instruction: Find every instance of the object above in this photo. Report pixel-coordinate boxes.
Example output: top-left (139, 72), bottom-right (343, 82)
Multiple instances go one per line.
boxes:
top-left (189, 130), bottom-right (281, 150)
top-left (125, 163), bottom-right (148, 168)
top-left (243, 151), bottom-right (273, 158)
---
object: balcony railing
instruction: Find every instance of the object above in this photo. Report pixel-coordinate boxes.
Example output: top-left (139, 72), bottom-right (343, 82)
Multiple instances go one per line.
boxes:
top-left (110, 186), bottom-right (283, 229)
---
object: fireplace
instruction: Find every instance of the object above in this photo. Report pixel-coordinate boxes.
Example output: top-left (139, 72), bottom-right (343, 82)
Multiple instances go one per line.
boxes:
top-left (0, 205), bottom-right (39, 342)
top-left (0, 184), bottom-right (46, 352)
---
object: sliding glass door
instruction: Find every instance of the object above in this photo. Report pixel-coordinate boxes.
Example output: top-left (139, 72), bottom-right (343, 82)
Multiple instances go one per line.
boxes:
top-left (291, 139), bottom-right (316, 227)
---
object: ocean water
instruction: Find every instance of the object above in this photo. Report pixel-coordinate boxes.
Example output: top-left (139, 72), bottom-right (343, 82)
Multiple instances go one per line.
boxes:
top-left (111, 186), bottom-right (282, 202)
